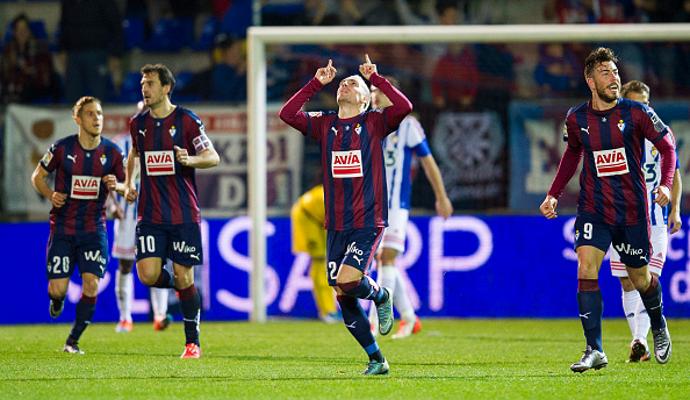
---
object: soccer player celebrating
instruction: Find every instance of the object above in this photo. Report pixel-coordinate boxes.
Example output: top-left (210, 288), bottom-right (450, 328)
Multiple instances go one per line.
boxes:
top-left (540, 48), bottom-right (675, 372)
top-left (279, 55), bottom-right (413, 375)
top-left (31, 96), bottom-right (125, 354)
top-left (368, 76), bottom-right (453, 339)
top-left (124, 64), bottom-right (219, 358)
top-left (609, 80), bottom-right (682, 362)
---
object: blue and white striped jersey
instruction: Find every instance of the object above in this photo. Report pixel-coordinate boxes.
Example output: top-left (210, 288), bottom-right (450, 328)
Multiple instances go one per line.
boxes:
top-left (384, 115), bottom-right (431, 210)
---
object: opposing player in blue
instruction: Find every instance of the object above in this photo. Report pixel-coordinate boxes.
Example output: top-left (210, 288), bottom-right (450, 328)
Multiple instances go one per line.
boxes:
top-left (541, 48), bottom-right (675, 372)
top-left (609, 80), bottom-right (682, 362)
top-left (31, 96), bottom-right (125, 354)
top-left (368, 76), bottom-right (453, 339)
top-left (280, 55), bottom-right (413, 375)
top-left (124, 64), bottom-right (219, 358)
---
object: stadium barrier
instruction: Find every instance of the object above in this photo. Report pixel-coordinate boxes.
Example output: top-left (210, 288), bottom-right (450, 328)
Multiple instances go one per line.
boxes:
top-left (2, 215), bottom-right (689, 324)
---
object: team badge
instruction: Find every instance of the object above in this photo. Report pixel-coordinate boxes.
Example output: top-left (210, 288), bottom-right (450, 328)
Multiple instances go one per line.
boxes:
top-left (169, 125), bottom-right (177, 137)
top-left (651, 146), bottom-right (658, 157)
top-left (100, 154), bottom-right (107, 165)
top-left (354, 123), bottom-right (362, 135)
top-left (575, 229), bottom-right (580, 240)
top-left (617, 119), bottom-right (625, 132)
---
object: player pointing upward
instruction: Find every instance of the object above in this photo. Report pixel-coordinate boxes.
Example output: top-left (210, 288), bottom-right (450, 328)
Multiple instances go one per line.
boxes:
top-left (280, 54), bottom-right (413, 375)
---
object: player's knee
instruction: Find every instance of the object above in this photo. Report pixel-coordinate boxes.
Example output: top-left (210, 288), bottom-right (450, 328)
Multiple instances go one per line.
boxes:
top-left (136, 268), bottom-right (158, 286)
top-left (627, 270), bottom-right (650, 290)
top-left (619, 277), bottom-right (636, 292)
top-left (48, 284), bottom-right (67, 299)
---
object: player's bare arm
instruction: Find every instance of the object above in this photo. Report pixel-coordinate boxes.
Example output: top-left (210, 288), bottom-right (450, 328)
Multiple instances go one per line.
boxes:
top-left (31, 164), bottom-right (66, 208)
top-left (174, 146), bottom-right (220, 169)
top-left (124, 146), bottom-right (139, 203)
top-left (419, 155), bottom-right (453, 219)
top-left (669, 169), bottom-right (682, 234)
top-left (540, 195), bottom-right (558, 219)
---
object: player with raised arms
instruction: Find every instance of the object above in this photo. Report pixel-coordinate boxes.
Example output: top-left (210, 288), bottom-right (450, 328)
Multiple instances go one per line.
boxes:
top-left (279, 55), bottom-right (412, 375)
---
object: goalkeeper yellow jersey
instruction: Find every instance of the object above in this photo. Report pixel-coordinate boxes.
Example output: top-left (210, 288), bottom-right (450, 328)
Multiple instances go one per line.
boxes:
top-left (290, 185), bottom-right (326, 257)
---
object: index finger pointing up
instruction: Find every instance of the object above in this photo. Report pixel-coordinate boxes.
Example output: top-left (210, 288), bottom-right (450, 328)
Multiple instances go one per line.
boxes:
top-left (365, 54), bottom-right (372, 64)
top-left (327, 59), bottom-right (333, 68)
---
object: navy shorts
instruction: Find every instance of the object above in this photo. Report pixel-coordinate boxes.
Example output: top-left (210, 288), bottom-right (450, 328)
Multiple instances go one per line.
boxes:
top-left (326, 227), bottom-right (383, 286)
top-left (574, 214), bottom-right (650, 268)
top-left (136, 222), bottom-right (203, 266)
top-left (46, 230), bottom-right (109, 279)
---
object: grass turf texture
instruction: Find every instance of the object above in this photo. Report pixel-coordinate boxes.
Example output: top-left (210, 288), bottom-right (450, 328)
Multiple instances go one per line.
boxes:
top-left (1, 319), bottom-right (688, 399)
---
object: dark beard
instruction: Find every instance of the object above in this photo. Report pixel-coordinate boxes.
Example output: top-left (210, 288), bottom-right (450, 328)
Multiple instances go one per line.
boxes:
top-left (596, 87), bottom-right (617, 103)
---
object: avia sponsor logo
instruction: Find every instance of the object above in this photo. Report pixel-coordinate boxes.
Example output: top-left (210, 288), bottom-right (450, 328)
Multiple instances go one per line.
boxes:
top-left (593, 147), bottom-right (629, 177)
top-left (84, 250), bottom-right (107, 265)
top-left (331, 150), bottom-right (363, 178)
top-left (70, 175), bottom-right (100, 200)
top-left (173, 241), bottom-right (197, 254)
top-left (145, 150), bottom-right (175, 176)
top-left (614, 242), bottom-right (644, 256)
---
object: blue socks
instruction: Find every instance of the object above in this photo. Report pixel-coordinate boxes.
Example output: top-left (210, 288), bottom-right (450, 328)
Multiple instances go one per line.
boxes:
top-left (337, 295), bottom-right (384, 362)
top-left (178, 285), bottom-right (201, 346)
top-left (577, 279), bottom-right (603, 352)
top-left (337, 276), bottom-right (387, 305)
top-left (640, 274), bottom-right (666, 331)
top-left (68, 294), bottom-right (96, 344)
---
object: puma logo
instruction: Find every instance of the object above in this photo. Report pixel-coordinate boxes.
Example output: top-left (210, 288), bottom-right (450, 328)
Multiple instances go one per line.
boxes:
top-left (345, 321), bottom-right (357, 329)
top-left (66, 154), bottom-right (77, 163)
top-left (331, 127), bottom-right (338, 136)
top-left (580, 127), bottom-right (590, 135)
top-left (190, 254), bottom-right (200, 261)
top-left (352, 255), bottom-right (363, 265)
top-left (579, 312), bottom-right (591, 319)
top-left (138, 129), bottom-right (147, 136)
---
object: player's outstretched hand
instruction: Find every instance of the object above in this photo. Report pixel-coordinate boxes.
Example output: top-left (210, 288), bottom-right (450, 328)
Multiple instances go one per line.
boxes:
top-left (359, 54), bottom-right (377, 80)
top-left (669, 212), bottom-right (682, 234)
top-left (51, 191), bottom-right (67, 208)
top-left (315, 59), bottom-right (337, 85)
top-left (653, 185), bottom-right (671, 207)
top-left (125, 185), bottom-right (138, 203)
top-left (539, 195), bottom-right (558, 219)
top-left (103, 174), bottom-right (117, 191)
top-left (436, 196), bottom-right (453, 219)
top-left (174, 145), bottom-right (190, 166)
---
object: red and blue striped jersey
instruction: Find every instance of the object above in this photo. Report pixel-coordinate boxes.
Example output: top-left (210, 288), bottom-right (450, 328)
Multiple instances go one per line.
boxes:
top-left (549, 98), bottom-right (676, 226)
top-left (280, 73), bottom-right (413, 230)
top-left (40, 135), bottom-right (125, 235)
top-left (129, 106), bottom-right (206, 224)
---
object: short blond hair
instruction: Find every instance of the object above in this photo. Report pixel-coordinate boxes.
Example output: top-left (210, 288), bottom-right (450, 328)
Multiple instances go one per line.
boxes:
top-left (621, 80), bottom-right (650, 99)
top-left (72, 96), bottom-right (101, 117)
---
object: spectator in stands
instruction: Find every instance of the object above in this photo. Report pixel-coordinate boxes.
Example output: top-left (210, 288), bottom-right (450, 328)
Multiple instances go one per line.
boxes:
top-left (533, 43), bottom-right (580, 96)
top-left (58, 0), bottom-right (124, 102)
top-left (431, 43), bottom-right (479, 109)
top-left (0, 13), bottom-right (59, 104)
top-left (210, 34), bottom-right (247, 102)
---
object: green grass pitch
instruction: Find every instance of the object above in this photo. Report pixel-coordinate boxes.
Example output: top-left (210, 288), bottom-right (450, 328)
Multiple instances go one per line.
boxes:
top-left (1, 319), bottom-right (688, 399)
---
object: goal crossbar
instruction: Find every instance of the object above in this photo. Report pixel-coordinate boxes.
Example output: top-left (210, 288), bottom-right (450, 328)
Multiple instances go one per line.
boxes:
top-left (247, 23), bottom-right (690, 322)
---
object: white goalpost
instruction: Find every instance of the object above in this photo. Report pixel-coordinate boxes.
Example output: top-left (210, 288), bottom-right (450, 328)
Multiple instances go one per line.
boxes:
top-left (247, 23), bottom-right (690, 322)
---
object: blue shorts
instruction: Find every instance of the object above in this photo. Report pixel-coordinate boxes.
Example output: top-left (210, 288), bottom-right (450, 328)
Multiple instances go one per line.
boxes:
top-left (136, 222), bottom-right (203, 266)
top-left (326, 227), bottom-right (383, 286)
top-left (574, 214), bottom-right (650, 268)
top-left (46, 230), bottom-right (109, 279)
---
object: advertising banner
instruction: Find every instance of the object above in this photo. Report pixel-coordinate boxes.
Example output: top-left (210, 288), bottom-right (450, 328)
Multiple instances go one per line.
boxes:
top-left (3, 104), bottom-right (302, 217)
top-left (509, 101), bottom-right (690, 212)
top-left (2, 215), bottom-right (689, 324)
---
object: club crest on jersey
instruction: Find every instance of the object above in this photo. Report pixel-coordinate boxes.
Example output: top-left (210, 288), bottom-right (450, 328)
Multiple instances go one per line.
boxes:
top-left (169, 125), bottom-right (177, 137)
top-left (617, 119), bottom-right (625, 132)
top-left (144, 150), bottom-right (175, 176)
top-left (70, 175), bottom-right (100, 200)
top-left (354, 123), bottom-right (362, 135)
top-left (100, 154), bottom-right (107, 165)
top-left (593, 147), bottom-right (629, 177)
top-left (331, 150), bottom-right (363, 178)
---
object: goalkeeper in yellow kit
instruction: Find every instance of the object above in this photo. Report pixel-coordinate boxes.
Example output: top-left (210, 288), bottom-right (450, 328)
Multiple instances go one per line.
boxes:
top-left (291, 185), bottom-right (340, 322)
